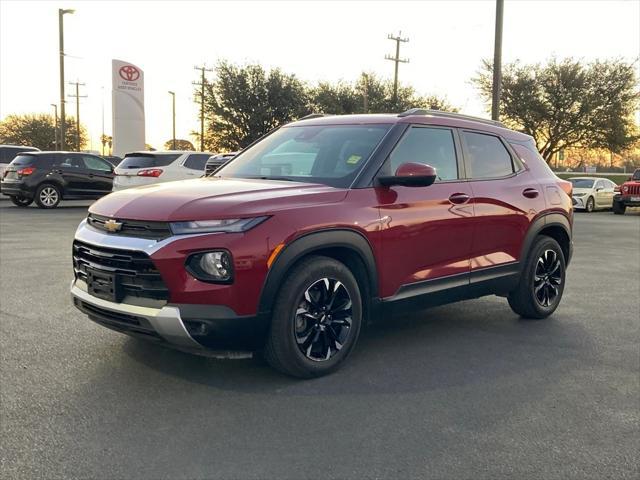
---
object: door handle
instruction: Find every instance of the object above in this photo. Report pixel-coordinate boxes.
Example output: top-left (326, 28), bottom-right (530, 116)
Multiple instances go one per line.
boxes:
top-left (448, 193), bottom-right (470, 204)
top-left (522, 188), bottom-right (539, 199)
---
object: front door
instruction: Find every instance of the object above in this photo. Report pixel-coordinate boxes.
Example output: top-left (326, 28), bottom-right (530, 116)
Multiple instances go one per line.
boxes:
top-left (80, 155), bottom-right (114, 195)
top-left (375, 125), bottom-right (475, 299)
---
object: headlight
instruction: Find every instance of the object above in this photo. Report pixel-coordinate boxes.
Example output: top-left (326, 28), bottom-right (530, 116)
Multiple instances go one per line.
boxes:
top-left (186, 250), bottom-right (233, 283)
top-left (170, 216), bottom-right (269, 235)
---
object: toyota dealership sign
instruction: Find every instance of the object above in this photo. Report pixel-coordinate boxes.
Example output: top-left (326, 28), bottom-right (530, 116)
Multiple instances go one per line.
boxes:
top-left (112, 59), bottom-right (145, 157)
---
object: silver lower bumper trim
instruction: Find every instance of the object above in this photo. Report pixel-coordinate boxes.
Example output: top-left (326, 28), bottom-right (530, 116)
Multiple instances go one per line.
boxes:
top-left (70, 281), bottom-right (203, 350)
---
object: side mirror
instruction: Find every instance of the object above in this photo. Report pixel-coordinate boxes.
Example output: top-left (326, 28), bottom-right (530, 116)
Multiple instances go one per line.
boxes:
top-left (378, 163), bottom-right (437, 188)
top-left (595, 187), bottom-right (603, 192)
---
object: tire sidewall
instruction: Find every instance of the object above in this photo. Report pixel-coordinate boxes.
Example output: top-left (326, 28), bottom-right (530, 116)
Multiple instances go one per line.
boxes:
top-left (586, 196), bottom-right (594, 212)
top-left (10, 195), bottom-right (32, 207)
top-left (270, 257), bottom-right (363, 376)
top-left (35, 183), bottom-right (61, 209)
top-left (522, 237), bottom-right (566, 317)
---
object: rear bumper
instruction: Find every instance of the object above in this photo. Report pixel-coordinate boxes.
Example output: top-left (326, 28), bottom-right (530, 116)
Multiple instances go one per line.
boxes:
top-left (0, 181), bottom-right (31, 198)
top-left (71, 280), bottom-right (268, 355)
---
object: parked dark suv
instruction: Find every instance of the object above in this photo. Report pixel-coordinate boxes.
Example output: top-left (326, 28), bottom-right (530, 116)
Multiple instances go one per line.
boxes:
top-left (71, 110), bottom-right (573, 377)
top-left (1, 151), bottom-right (114, 208)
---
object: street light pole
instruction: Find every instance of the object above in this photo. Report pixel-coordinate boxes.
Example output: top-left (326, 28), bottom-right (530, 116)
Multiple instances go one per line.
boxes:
top-left (168, 91), bottom-right (176, 150)
top-left (58, 8), bottom-right (74, 150)
top-left (491, 0), bottom-right (504, 121)
top-left (51, 104), bottom-right (58, 150)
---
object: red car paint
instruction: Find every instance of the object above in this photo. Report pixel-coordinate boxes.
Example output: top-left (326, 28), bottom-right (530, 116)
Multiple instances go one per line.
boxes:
top-left (86, 114), bottom-right (572, 319)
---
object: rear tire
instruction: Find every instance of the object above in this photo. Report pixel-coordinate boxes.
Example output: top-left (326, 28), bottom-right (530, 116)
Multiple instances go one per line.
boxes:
top-left (612, 201), bottom-right (626, 215)
top-left (508, 235), bottom-right (566, 319)
top-left (9, 195), bottom-right (33, 207)
top-left (35, 184), bottom-right (61, 209)
top-left (585, 196), bottom-right (595, 212)
top-left (264, 255), bottom-right (363, 378)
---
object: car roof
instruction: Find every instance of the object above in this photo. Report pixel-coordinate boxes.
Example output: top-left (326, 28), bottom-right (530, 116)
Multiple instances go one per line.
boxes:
top-left (125, 150), bottom-right (210, 155)
top-left (0, 145), bottom-right (39, 150)
top-left (287, 112), bottom-right (532, 142)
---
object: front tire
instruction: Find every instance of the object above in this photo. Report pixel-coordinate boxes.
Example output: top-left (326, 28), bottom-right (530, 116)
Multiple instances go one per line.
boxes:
top-left (585, 196), bottom-right (595, 212)
top-left (264, 255), bottom-right (363, 378)
top-left (508, 235), bottom-right (566, 319)
top-left (9, 195), bottom-right (33, 207)
top-left (612, 201), bottom-right (626, 215)
top-left (35, 184), bottom-right (61, 209)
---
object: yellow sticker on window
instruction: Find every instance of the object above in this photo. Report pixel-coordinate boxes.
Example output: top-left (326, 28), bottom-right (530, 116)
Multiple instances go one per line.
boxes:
top-left (346, 155), bottom-right (362, 165)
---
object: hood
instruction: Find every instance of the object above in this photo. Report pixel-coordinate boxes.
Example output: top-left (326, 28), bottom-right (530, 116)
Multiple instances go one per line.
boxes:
top-left (572, 187), bottom-right (593, 195)
top-left (89, 177), bottom-right (348, 221)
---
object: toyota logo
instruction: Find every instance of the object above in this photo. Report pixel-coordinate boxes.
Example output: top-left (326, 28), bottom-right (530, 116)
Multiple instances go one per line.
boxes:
top-left (119, 65), bottom-right (140, 81)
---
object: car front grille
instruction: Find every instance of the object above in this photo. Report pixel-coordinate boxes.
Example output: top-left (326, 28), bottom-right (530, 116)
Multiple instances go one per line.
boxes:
top-left (624, 184), bottom-right (640, 195)
top-left (73, 240), bottom-right (169, 301)
top-left (87, 214), bottom-right (172, 240)
top-left (204, 160), bottom-right (225, 176)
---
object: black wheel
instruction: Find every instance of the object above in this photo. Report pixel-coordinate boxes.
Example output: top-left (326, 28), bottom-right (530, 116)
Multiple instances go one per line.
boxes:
top-left (9, 195), bottom-right (33, 207)
top-left (35, 184), bottom-right (61, 209)
top-left (612, 201), bottom-right (626, 215)
top-left (508, 235), bottom-right (566, 319)
top-left (585, 196), bottom-right (595, 212)
top-left (264, 255), bottom-right (363, 378)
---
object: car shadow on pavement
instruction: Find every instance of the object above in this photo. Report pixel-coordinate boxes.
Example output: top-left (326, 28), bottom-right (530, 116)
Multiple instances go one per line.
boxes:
top-left (120, 297), bottom-right (595, 396)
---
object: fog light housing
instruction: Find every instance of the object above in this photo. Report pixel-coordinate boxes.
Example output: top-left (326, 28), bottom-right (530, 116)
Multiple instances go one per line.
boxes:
top-left (186, 250), bottom-right (233, 283)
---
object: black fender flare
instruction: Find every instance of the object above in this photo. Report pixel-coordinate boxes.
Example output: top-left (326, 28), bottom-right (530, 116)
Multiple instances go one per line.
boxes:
top-left (257, 229), bottom-right (378, 315)
top-left (519, 212), bottom-right (572, 271)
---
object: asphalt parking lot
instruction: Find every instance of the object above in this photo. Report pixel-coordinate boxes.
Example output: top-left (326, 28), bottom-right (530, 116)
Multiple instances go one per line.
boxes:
top-left (1, 200), bottom-right (638, 480)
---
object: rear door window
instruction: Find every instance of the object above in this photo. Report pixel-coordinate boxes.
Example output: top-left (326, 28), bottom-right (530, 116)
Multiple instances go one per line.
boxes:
top-left (183, 153), bottom-right (210, 170)
top-left (462, 131), bottom-right (514, 179)
top-left (118, 154), bottom-right (180, 169)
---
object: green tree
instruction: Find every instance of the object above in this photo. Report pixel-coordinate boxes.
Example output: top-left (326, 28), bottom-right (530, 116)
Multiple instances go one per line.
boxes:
top-left (163, 139), bottom-right (195, 151)
top-left (309, 81), bottom-right (361, 114)
top-left (474, 58), bottom-right (640, 162)
top-left (0, 113), bottom-right (87, 151)
top-left (201, 61), bottom-right (310, 151)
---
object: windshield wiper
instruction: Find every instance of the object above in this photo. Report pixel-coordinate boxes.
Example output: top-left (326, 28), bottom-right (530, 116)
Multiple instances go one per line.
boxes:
top-left (243, 175), bottom-right (296, 182)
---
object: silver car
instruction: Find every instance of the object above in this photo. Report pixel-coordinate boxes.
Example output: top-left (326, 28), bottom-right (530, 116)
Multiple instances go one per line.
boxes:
top-left (569, 177), bottom-right (617, 212)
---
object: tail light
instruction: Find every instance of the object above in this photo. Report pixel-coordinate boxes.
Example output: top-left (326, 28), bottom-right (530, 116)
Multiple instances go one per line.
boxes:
top-left (137, 169), bottom-right (163, 177)
top-left (17, 167), bottom-right (36, 176)
top-left (557, 178), bottom-right (572, 197)
top-left (614, 185), bottom-right (620, 193)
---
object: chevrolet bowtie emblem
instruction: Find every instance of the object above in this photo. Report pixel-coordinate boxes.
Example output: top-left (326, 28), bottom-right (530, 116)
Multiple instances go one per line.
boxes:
top-left (103, 219), bottom-right (123, 233)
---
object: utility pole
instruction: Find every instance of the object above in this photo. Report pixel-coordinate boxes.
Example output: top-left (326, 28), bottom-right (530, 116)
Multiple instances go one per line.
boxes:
top-left (58, 8), bottom-right (74, 151)
top-left (168, 91), bottom-right (176, 150)
top-left (385, 32), bottom-right (409, 109)
top-left (67, 81), bottom-right (87, 151)
top-left (491, 0), bottom-right (504, 121)
top-left (362, 73), bottom-right (369, 113)
top-left (50, 104), bottom-right (58, 150)
top-left (193, 65), bottom-right (213, 151)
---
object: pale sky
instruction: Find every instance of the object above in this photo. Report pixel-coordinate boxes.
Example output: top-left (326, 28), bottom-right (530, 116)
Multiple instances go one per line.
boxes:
top-left (1, 0), bottom-right (638, 151)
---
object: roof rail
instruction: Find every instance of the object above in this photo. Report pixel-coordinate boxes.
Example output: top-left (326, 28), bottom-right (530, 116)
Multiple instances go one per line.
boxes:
top-left (298, 113), bottom-right (328, 120)
top-left (398, 108), bottom-right (504, 127)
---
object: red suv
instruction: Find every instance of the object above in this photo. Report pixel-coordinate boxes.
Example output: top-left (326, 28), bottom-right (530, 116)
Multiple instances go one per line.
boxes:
top-left (71, 109), bottom-right (573, 377)
top-left (613, 168), bottom-right (640, 214)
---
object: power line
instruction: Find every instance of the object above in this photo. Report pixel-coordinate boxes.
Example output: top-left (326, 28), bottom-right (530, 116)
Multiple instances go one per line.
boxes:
top-left (67, 81), bottom-right (87, 152)
top-left (193, 65), bottom-right (213, 152)
top-left (385, 31), bottom-right (409, 109)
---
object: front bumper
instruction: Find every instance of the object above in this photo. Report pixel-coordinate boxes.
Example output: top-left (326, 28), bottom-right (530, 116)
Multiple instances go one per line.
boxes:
top-left (571, 195), bottom-right (588, 209)
top-left (71, 280), bottom-right (266, 355)
top-left (614, 194), bottom-right (640, 207)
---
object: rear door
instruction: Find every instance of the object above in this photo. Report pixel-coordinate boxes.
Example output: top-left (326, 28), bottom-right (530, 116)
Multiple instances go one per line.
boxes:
top-left (80, 155), bottom-right (114, 195)
top-left (461, 130), bottom-right (546, 273)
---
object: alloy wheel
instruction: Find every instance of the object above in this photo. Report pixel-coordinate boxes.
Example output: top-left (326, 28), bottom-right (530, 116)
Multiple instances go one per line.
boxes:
top-left (533, 249), bottom-right (563, 307)
top-left (39, 187), bottom-right (59, 207)
top-left (294, 278), bottom-right (353, 362)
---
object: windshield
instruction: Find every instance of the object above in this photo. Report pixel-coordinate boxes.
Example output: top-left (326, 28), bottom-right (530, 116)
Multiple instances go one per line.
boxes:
top-left (633, 170), bottom-right (640, 181)
top-left (118, 154), bottom-right (180, 169)
top-left (569, 178), bottom-right (594, 188)
top-left (216, 124), bottom-right (391, 188)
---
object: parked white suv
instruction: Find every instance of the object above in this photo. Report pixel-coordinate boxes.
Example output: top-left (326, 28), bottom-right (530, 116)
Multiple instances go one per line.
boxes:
top-left (112, 151), bottom-right (211, 191)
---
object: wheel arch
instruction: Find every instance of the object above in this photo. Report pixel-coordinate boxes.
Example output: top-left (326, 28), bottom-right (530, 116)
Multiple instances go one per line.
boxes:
top-left (520, 213), bottom-right (572, 270)
top-left (257, 229), bottom-right (379, 317)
